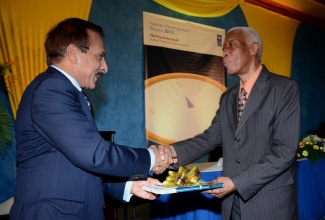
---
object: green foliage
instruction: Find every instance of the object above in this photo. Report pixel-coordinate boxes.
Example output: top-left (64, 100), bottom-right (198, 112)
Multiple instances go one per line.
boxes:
top-left (0, 63), bottom-right (14, 157)
top-left (0, 99), bottom-right (14, 156)
top-left (0, 63), bottom-right (11, 93)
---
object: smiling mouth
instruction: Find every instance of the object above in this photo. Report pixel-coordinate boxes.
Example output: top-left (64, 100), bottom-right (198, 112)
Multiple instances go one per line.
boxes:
top-left (95, 72), bottom-right (103, 78)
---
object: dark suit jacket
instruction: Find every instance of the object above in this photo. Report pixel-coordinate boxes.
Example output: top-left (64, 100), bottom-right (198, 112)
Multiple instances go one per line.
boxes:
top-left (173, 66), bottom-right (301, 220)
top-left (10, 67), bottom-right (151, 220)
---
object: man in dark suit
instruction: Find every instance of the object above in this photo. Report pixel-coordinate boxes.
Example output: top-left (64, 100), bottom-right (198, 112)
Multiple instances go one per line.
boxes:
top-left (165, 27), bottom-right (301, 219)
top-left (10, 18), bottom-right (172, 220)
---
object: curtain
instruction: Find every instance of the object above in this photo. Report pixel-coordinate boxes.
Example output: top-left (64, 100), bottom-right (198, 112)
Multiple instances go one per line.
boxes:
top-left (153, 0), bottom-right (243, 17)
top-left (0, 0), bottom-right (92, 118)
top-left (240, 3), bottom-right (300, 77)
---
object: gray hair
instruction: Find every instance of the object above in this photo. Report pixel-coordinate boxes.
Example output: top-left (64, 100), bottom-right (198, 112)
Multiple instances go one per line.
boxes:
top-left (228, 27), bottom-right (263, 62)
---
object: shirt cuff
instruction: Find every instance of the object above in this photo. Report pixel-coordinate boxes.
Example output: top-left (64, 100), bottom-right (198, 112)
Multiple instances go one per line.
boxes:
top-left (147, 148), bottom-right (155, 171)
top-left (123, 181), bottom-right (133, 202)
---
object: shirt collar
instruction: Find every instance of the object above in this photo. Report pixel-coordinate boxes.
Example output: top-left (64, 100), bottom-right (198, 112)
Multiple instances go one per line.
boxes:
top-left (239, 64), bottom-right (262, 98)
top-left (51, 65), bottom-right (82, 92)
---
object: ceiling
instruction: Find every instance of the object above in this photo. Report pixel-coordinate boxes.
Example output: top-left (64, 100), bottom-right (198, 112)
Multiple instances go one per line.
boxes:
top-left (245, 0), bottom-right (325, 29)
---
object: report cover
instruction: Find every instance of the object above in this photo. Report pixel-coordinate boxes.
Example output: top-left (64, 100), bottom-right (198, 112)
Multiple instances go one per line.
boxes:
top-left (142, 183), bottom-right (224, 194)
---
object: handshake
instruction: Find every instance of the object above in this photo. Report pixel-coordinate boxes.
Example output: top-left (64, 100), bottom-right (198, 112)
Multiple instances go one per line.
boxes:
top-left (149, 145), bottom-right (178, 174)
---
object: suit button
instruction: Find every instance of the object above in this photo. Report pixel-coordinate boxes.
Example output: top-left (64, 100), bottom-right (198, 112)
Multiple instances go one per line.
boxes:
top-left (236, 159), bottom-right (242, 164)
top-left (234, 137), bottom-right (240, 142)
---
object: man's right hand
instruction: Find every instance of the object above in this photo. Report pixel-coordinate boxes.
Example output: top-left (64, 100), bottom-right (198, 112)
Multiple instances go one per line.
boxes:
top-left (149, 145), bottom-right (174, 174)
top-left (157, 144), bottom-right (178, 164)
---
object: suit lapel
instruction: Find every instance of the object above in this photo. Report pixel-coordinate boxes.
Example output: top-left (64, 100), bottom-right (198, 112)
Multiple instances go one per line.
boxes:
top-left (230, 88), bottom-right (239, 127)
top-left (235, 68), bottom-right (268, 135)
top-left (48, 67), bottom-right (95, 122)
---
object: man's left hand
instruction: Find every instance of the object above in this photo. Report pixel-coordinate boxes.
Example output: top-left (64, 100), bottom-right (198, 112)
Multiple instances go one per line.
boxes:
top-left (203, 176), bottom-right (236, 198)
top-left (131, 177), bottom-right (162, 200)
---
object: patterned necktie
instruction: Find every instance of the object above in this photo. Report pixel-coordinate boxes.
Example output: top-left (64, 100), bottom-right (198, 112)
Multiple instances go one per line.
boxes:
top-left (82, 92), bottom-right (91, 108)
top-left (238, 88), bottom-right (247, 121)
top-left (82, 91), bottom-right (93, 116)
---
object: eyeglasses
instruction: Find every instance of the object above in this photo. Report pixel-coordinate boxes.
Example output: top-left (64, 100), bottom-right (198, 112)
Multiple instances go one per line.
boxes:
top-left (80, 46), bottom-right (89, 53)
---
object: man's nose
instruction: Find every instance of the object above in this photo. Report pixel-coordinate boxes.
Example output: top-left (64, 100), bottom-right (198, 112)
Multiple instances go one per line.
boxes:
top-left (223, 50), bottom-right (229, 58)
top-left (101, 59), bottom-right (108, 73)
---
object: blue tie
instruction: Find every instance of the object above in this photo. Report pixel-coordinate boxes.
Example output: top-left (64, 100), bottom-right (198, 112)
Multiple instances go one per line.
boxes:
top-left (82, 91), bottom-right (93, 116)
top-left (83, 92), bottom-right (91, 108)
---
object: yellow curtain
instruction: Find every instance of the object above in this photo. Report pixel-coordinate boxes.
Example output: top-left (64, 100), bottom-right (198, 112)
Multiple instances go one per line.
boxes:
top-left (240, 2), bottom-right (300, 77)
top-left (152, 0), bottom-right (300, 78)
top-left (153, 0), bottom-right (243, 17)
top-left (0, 0), bottom-right (92, 118)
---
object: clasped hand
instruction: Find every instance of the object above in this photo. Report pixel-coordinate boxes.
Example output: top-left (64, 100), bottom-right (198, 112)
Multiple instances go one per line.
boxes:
top-left (149, 145), bottom-right (174, 174)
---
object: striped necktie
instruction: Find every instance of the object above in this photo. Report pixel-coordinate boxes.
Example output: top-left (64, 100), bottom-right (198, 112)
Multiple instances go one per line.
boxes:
top-left (238, 88), bottom-right (247, 121)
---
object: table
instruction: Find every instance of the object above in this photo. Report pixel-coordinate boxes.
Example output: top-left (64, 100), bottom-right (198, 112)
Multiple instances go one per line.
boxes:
top-left (297, 158), bottom-right (325, 220)
top-left (150, 161), bottom-right (223, 220)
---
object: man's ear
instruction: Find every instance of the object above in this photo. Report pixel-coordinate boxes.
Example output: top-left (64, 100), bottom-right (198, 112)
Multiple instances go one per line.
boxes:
top-left (249, 43), bottom-right (259, 56)
top-left (66, 44), bottom-right (78, 64)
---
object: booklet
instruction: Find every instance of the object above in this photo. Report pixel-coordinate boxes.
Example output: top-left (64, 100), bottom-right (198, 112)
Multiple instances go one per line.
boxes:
top-left (142, 183), bottom-right (224, 194)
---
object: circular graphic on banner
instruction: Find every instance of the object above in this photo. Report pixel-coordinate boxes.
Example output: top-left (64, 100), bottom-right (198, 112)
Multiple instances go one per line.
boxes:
top-left (145, 72), bottom-right (227, 145)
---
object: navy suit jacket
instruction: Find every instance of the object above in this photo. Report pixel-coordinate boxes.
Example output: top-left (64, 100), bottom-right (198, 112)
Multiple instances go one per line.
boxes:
top-left (10, 67), bottom-right (151, 220)
top-left (173, 66), bottom-right (301, 220)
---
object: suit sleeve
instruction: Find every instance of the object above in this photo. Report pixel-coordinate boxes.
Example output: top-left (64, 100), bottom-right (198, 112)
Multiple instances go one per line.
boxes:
top-left (31, 77), bottom-right (151, 178)
top-left (172, 107), bottom-right (223, 167)
top-left (102, 177), bottom-right (128, 202)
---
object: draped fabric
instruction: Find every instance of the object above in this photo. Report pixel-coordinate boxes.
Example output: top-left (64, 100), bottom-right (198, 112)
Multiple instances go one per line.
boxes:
top-left (291, 23), bottom-right (325, 138)
top-left (240, 3), bottom-right (300, 77)
top-left (297, 159), bottom-right (325, 219)
top-left (0, 0), bottom-right (92, 118)
top-left (152, 0), bottom-right (300, 78)
top-left (153, 0), bottom-right (243, 17)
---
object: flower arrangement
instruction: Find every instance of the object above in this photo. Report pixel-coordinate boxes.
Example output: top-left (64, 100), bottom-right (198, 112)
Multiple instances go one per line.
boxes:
top-left (297, 134), bottom-right (325, 164)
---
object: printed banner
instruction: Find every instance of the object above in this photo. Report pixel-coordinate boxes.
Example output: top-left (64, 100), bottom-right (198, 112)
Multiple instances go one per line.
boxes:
top-left (143, 12), bottom-right (224, 56)
top-left (143, 12), bottom-right (226, 148)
